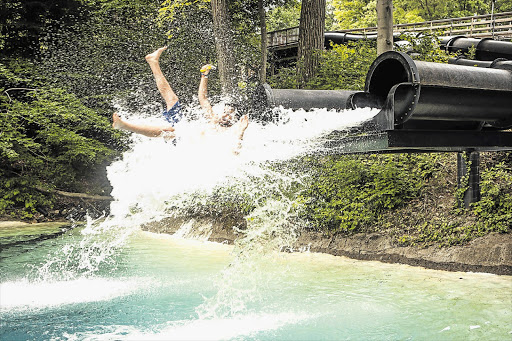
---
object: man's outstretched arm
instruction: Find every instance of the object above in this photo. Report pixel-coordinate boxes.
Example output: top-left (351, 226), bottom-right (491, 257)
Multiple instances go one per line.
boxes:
top-left (198, 65), bottom-right (214, 120)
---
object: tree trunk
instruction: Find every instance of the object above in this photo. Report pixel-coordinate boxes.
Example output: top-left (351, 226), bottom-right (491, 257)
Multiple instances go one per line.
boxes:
top-left (297, 0), bottom-right (326, 88)
top-left (377, 0), bottom-right (393, 55)
top-left (211, 0), bottom-right (237, 95)
top-left (259, 0), bottom-right (267, 83)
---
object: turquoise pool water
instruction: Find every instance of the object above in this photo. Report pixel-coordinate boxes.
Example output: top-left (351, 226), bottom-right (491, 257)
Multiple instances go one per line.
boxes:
top-left (1, 223), bottom-right (511, 340)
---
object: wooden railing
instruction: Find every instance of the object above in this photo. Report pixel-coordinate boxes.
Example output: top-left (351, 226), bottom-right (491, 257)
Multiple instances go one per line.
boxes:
top-left (268, 12), bottom-right (512, 48)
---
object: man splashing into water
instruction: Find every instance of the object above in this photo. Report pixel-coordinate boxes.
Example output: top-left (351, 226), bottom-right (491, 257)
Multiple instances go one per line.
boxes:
top-left (112, 46), bottom-right (249, 153)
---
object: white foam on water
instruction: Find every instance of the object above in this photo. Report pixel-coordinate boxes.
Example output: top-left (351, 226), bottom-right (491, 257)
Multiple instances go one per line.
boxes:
top-left (0, 277), bottom-right (152, 311)
top-left (69, 312), bottom-right (312, 341)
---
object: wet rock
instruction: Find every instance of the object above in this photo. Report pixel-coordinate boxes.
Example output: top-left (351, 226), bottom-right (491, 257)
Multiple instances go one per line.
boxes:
top-left (294, 231), bottom-right (512, 275)
top-left (141, 213), bottom-right (511, 275)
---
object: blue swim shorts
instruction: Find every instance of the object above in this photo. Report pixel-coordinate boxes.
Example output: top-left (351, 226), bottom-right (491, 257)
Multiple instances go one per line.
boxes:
top-left (162, 101), bottom-right (183, 125)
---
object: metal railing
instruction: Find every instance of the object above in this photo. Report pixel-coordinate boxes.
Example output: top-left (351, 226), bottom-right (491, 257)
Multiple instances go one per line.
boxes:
top-left (268, 12), bottom-right (512, 48)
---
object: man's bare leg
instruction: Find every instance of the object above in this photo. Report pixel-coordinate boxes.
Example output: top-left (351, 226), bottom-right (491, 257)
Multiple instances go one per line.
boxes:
top-left (112, 113), bottom-right (175, 138)
top-left (145, 46), bottom-right (179, 111)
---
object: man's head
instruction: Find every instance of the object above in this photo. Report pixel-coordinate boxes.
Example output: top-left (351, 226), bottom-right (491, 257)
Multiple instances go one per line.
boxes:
top-left (213, 102), bottom-right (238, 127)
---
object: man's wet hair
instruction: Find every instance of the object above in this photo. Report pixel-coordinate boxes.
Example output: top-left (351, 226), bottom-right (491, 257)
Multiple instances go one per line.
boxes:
top-left (225, 101), bottom-right (249, 119)
top-left (225, 102), bottom-right (238, 111)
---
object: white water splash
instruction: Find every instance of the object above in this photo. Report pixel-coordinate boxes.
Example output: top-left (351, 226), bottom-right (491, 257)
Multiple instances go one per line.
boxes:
top-left (0, 277), bottom-right (153, 311)
top-left (107, 106), bottom-right (377, 221)
top-left (64, 312), bottom-right (313, 341)
top-left (34, 105), bottom-right (376, 288)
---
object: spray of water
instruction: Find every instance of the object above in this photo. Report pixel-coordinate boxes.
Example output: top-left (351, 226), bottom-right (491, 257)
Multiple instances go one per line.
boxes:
top-left (35, 103), bottom-right (377, 314)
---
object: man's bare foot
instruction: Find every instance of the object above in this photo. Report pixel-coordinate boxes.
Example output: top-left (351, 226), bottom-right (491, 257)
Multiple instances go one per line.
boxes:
top-left (112, 112), bottom-right (126, 130)
top-left (145, 46), bottom-right (168, 63)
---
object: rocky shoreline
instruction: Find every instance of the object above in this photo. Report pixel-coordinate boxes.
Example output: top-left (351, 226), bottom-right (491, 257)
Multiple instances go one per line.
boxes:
top-left (4, 216), bottom-right (511, 276)
top-left (295, 231), bottom-right (512, 276)
top-left (141, 216), bottom-right (512, 276)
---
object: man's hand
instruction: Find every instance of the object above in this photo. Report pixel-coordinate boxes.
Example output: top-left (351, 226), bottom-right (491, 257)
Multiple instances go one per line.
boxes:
top-left (200, 64), bottom-right (216, 77)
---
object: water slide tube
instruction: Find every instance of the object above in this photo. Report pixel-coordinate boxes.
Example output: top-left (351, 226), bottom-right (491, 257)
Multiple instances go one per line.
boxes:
top-left (449, 56), bottom-right (512, 70)
top-left (256, 84), bottom-right (358, 111)
top-left (440, 36), bottom-right (512, 61)
top-left (350, 51), bottom-right (512, 131)
top-left (323, 34), bottom-right (512, 60)
top-left (258, 51), bottom-right (512, 131)
top-left (323, 32), bottom-right (403, 48)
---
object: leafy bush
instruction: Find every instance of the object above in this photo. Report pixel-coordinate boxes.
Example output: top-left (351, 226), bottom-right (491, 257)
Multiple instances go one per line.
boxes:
top-left (306, 41), bottom-right (377, 90)
top-left (296, 154), bottom-right (438, 233)
top-left (0, 61), bottom-right (122, 218)
top-left (395, 153), bottom-right (511, 248)
top-left (472, 162), bottom-right (512, 232)
top-left (396, 33), bottom-right (452, 63)
top-left (268, 41), bottom-right (376, 90)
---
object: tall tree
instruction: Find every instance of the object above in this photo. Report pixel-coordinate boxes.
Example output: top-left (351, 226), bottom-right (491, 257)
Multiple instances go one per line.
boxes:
top-left (259, 0), bottom-right (267, 83)
top-left (377, 0), bottom-right (393, 55)
top-left (297, 0), bottom-right (326, 88)
top-left (211, 0), bottom-right (238, 95)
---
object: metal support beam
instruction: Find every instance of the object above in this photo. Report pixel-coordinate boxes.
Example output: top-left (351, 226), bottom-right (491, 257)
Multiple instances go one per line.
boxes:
top-left (457, 151), bottom-right (481, 209)
top-left (324, 130), bottom-right (512, 154)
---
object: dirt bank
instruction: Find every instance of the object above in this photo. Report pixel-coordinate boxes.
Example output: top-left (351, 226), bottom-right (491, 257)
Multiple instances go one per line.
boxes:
top-left (141, 216), bottom-right (512, 276)
top-left (294, 231), bottom-right (512, 276)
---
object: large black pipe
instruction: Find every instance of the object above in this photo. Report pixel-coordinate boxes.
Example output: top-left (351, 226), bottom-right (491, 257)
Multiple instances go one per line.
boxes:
top-left (324, 32), bottom-right (403, 48)
top-left (257, 84), bottom-right (357, 111)
top-left (440, 36), bottom-right (512, 61)
top-left (449, 57), bottom-right (512, 71)
top-left (351, 51), bottom-right (512, 130)
top-left (259, 51), bottom-right (512, 130)
top-left (448, 57), bottom-right (494, 67)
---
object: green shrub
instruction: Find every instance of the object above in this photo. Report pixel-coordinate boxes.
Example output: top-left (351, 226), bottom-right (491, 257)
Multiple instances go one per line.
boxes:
top-left (296, 154), bottom-right (438, 233)
top-left (472, 162), bottom-right (512, 232)
top-left (268, 41), bottom-right (376, 90)
top-left (0, 65), bottom-right (122, 218)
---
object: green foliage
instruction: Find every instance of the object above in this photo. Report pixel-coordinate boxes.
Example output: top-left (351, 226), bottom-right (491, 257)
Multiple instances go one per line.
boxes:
top-left (397, 221), bottom-right (491, 248)
top-left (0, 177), bottom-right (54, 219)
top-left (396, 33), bottom-right (452, 63)
top-left (307, 41), bottom-right (377, 90)
top-left (330, 0), bottom-right (498, 30)
top-left (406, 0), bottom-right (492, 20)
top-left (268, 41), bottom-right (376, 90)
top-left (297, 154), bottom-right (438, 233)
top-left (0, 0), bottom-right (84, 57)
top-left (266, 1), bottom-right (301, 31)
top-left (396, 154), bottom-right (511, 248)
top-left (331, 0), bottom-right (425, 30)
top-left (172, 185), bottom-right (257, 219)
top-left (0, 59), bottom-right (122, 218)
top-left (159, 0), bottom-right (211, 26)
top-left (397, 216), bottom-right (510, 248)
top-left (332, 0), bottom-right (378, 29)
top-left (472, 162), bottom-right (512, 232)
top-left (2, 87), bottom-right (117, 179)
top-left (0, 0), bottom-right (161, 218)
top-left (38, 0), bottom-right (166, 110)
top-left (392, 5), bottom-right (424, 24)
